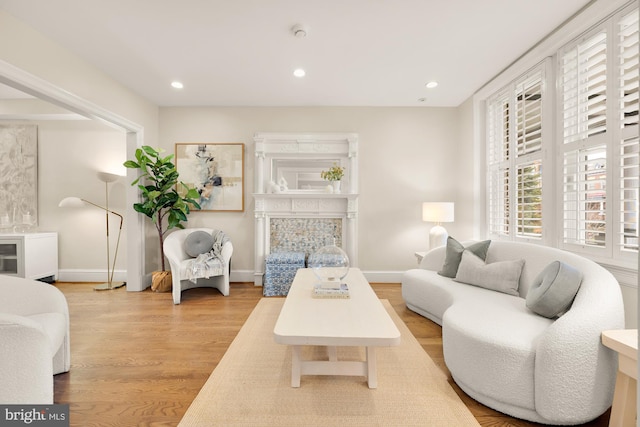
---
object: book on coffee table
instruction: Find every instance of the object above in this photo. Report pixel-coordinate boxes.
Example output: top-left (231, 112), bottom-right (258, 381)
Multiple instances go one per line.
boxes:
top-left (312, 282), bottom-right (350, 299)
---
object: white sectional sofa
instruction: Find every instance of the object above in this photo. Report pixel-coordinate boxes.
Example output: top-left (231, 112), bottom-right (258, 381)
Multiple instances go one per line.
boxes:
top-left (402, 240), bottom-right (624, 425)
top-left (0, 275), bottom-right (71, 403)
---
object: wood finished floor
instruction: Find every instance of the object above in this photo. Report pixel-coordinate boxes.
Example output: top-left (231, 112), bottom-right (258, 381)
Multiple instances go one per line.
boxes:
top-left (53, 282), bottom-right (610, 427)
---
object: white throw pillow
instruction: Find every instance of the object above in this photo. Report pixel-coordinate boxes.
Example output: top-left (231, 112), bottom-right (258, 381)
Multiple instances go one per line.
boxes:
top-left (454, 250), bottom-right (525, 296)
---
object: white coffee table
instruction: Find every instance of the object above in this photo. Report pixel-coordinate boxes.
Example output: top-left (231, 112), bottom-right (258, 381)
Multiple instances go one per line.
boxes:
top-left (273, 268), bottom-right (401, 388)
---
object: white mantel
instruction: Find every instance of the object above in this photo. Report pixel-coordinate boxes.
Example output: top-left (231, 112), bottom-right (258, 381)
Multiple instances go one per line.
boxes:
top-left (253, 132), bottom-right (359, 286)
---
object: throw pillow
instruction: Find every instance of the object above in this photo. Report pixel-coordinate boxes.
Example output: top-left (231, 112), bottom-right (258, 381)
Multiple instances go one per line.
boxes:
top-left (184, 231), bottom-right (215, 257)
top-left (438, 237), bottom-right (491, 278)
top-left (526, 261), bottom-right (583, 318)
top-left (454, 250), bottom-right (524, 296)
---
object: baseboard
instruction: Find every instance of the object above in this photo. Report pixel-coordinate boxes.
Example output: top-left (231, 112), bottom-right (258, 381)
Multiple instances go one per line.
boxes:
top-left (58, 269), bottom-right (127, 283)
top-left (59, 269), bottom-right (404, 285)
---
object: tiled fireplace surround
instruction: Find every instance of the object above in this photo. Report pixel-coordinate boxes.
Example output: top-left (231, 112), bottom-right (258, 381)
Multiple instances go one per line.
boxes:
top-left (253, 132), bottom-right (358, 286)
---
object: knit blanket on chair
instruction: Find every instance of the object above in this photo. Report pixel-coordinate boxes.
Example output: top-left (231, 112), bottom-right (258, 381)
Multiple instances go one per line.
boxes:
top-left (187, 230), bottom-right (230, 283)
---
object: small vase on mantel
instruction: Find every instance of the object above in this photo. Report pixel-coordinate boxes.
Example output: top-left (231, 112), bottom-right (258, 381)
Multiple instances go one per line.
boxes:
top-left (331, 180), bottom-right (342, 194)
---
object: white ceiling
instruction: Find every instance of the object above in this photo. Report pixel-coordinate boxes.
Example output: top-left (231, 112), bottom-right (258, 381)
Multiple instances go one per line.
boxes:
top-left (0, 0), bottom-right (593, 107)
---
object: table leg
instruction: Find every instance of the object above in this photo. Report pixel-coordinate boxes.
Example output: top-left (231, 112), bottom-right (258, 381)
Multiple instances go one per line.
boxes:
top-left (291, 345), bottom-right (301, 388)
top-left (366, 347), bottom-right (377, 389)
top-left (609, 371), bottom-right (637, 427)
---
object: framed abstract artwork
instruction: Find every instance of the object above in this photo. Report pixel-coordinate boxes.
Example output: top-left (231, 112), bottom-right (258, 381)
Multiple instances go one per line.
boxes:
top-left (175, 143), bottom-right (244, 212)
top-left (0, 125), bottom-right (38, 230)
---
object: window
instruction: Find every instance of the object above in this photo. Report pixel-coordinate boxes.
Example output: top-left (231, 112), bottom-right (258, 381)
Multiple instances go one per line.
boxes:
top-left (558, 5), bottom-right (638, 259)
top-left (618, 10), bottom-right (639, 253)
top-left (559, 28), bottom-right (608, 250)
top-left (487, 67), bottom-right (546, 240)
top-left (484, 2), bottom-right (638, 267)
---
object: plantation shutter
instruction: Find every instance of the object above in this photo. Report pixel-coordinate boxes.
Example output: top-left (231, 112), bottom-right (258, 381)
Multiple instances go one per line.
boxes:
top-left (618, 9), bottom-right (639, 252)
top-left (487, 66), bottom-right (545, 240)
top-left (514, 73), bottom-right (544, 238)
top-left (487, 91), bottom-right (510, 236)
top-left (560, 29), bottom-right (608, 248)
top-left (516, 161), bottom-right (542, 237)
top-left (563, 146), bottom-right (607, 246)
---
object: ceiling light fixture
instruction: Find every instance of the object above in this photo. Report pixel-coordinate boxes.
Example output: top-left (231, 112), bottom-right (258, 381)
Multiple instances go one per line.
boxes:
top-left (291, 24), bottom-right (308, 38)
top-left (425, 81), bottom-right (438, 89)
top-left (293, 68), bottom-right (306, 78)
top-left (171, 81), bottom-right (184, 89)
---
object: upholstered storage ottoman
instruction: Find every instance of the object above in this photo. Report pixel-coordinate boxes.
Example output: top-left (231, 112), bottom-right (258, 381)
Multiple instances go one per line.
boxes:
top-left (264, 252), bottom-right (306, 296)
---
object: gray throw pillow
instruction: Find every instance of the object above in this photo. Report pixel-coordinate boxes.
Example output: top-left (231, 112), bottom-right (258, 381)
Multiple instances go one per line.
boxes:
top-left (526, 261), bottom-right (583, 318)
top-left (454, 250), bottom-right (524, 296)
top-left (184, 231), bottom-right (214, 257)
top-left (438, 237), bottom-right (491, 278)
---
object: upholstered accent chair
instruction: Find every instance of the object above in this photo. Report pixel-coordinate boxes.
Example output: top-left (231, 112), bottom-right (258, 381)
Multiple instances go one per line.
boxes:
top-left (163, 228), bottom-right (233, 304)
top-left (0, 275), bottom-right (71, 403)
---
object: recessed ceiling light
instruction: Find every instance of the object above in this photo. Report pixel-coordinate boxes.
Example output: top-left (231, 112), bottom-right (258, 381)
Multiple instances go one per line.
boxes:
top-left (292, 24), bottom-right (309, 38)
top-left (293, 69), bottom-right (306, 78)
top-left (425, 81), bottom-right (438, 89)
top-left (171, 81), bottom-right (184, 89)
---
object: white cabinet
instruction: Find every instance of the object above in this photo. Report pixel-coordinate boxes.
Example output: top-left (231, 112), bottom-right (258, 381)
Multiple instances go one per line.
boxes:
top-left (0, 232), bottom-right (58, 281)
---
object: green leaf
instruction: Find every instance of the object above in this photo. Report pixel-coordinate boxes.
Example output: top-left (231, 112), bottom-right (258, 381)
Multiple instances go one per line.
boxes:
top-left (123, 160), bottom-right (139, 169)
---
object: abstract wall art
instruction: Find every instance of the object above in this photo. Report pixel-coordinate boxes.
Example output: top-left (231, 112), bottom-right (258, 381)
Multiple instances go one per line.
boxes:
top-left (175, 143), bottom-right (244, 212)
top-left (0, 125), bottom-right (38, 230)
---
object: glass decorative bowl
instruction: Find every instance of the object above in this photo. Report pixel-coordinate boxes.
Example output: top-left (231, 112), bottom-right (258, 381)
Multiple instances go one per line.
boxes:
top-left (307, 241), bottom-right (350, 286)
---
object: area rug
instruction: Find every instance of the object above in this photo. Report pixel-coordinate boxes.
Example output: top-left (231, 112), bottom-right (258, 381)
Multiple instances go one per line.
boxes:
top-left (179, 298), bottom-right (480, 427)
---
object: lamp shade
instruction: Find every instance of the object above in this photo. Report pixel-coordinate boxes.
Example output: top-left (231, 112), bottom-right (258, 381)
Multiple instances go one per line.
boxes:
top-left (422, 202), bottom-right (454, 223)
top-left (58, 197), bottom-right (86, 208)
top-left (97, 171), bottom-right (123, 183)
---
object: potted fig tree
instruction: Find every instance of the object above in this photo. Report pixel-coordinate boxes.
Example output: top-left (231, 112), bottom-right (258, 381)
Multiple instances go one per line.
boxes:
top-left (124, 146), bottom-right (201, 291)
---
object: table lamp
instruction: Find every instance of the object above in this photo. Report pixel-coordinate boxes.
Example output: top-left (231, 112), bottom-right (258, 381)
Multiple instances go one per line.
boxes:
top-left (422, 202), bottom-right (454, 249)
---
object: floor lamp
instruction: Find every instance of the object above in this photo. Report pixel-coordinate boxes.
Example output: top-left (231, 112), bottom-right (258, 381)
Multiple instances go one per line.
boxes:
top-left (422, 202), bottom-right (455, 250)
top-left (96, 172), bottom-right (125, 290)
top-left (59, 189), bottom-right (125, 290)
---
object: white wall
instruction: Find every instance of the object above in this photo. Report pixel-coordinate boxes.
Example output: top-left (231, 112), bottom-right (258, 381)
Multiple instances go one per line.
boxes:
top-left (0, 9), bottom-right (159, 288)
top-left (159, 106), bottom-right (475, 280)
top-left (39, 121), bottom-right (127, 279)
top-left (0, 119), bottom-right (127, 281)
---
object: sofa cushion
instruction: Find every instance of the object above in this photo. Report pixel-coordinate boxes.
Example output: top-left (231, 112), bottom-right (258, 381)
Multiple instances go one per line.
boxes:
top-left (438, 237), bottom-right (491, 278)
top-left (443, 299), bottom-right (553, 411)
top-left (526, 261), bottom-right (583, 318)
top-left (184, 231), bottom-right (214, 257)
top-left (454, 251), bottom-right (524, 296)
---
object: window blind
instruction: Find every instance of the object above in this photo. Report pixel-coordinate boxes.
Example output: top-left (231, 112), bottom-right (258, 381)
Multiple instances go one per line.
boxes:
top-left (563, 145), bottom-right (607, 247)
top-left (618, 9), bottom-right (639, 252)
top-left (619, 10), bottom-right (639, 129)
top-left (487, 68), bottom-right (545, 239)
top-left (560, 30), bottom-right (607, 145)
top-left (487, 91), bottom-right (511, 236)
top-left (515, 75), bottom-right (543, 156)
top-left (516, 161), bottom-right (542, 237)
top-left (489, 168), bottom-right (510, 236)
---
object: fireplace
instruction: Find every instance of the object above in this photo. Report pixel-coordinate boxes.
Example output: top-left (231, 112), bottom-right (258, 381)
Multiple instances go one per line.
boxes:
top-left (253, 132), bottom-right (359, 286)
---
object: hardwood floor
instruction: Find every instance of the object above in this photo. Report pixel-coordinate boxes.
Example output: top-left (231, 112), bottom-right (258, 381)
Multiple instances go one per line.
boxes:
top-left (53, 282), bottom-right (610, 427)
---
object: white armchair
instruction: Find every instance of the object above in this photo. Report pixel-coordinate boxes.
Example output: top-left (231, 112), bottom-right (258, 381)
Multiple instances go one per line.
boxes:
top-left (163, 228), bottom-right (233, 304)
top-left (0, 275), bottom-right (71, 404)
